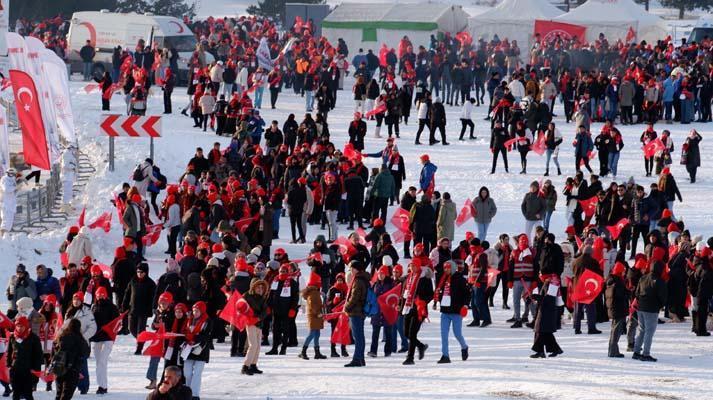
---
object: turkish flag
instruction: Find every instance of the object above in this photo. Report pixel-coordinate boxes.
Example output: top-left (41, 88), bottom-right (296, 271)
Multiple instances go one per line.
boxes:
top-left (531, 133), bottom-right (547, 156)
top-left (643, 138), bottom-right (665, 158)
top-left (578, 196), bottom-right (598, 218)
top-left (456, 198), bottom-right (474, 227)
top-left (142, 224), bottom-right (164, 246)
top-left (77, 207), bottom-right (86, 227)
top-left (332, 312), bottom-right (352, 346)
top-left (88, 211), bottom-right (112, 233)
top-left (390, 208), bottom-right (411, 233)
top-left (487, 268), bottom-right (501, 288)
top-left (95, 263), bottom-right (113, 280)
top-left (333, 236), bottom-right (356, 258)
top-left (83, 83), bottom-right (99, 94)
top-left (31, 370), bottom-right (56, 383)
top-left (0, 352), bottom-right (7, 383)
top-left (9, 70), bottom-right (50, 170)
top-left (626, 26), bottom-right (636, 43)
top-left (455, 31), bottom-right (473, 47)
top-left (377, 283), bottom-right (402, 326)
top-left (137, 324), bottom-right (183, 357)
top-left (365, 102), bottom-right (387, 118)
top-left (101, 311), bottom-right (128, 341)
top-left (571, 269), bottom-right (604, 304)
top-left (0, 311), bottom-right (13, 330)
top-left (343, 143), bottom-right (358, 161)
top-left (220, 290), bottom-right (256, 331)
top-left (534, 20), bottom-right (587, 43)
top-left (392, 229), bottom-right (406, 244)
top-left (606, 218), bottom-right (630, 240)
top-left (235, 216), bottom-right (255, 233)
top-left (503, 137), bottom-right (518, 151)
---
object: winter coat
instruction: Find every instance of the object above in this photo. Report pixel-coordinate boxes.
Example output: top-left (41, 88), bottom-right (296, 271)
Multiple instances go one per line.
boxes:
top-left (344, 271), bottom-right (370, 318)
top-left (605, 275), bottom-right (629, 320)
top-left (573, 132), bottom-right (594, 157)
top-left (410, 201), bottom-right (436, 235)
top-left (122, 276), bottom-right (157, 318)
top-left (370, 278), bottom-right (395, 326)
top-left (684, 132), bottom-right (702, 168)
top-left (533, 281), bottom-right (558, 334)
top-left (6, 275), bottom-right (38, 311)
top-left (302, 285), bottom-right (324, 330)
top-left (8, 333), bottom-right (42, 376)
top-left (146, 384), bottom-right (193, 400)
top-left (90, 299), bottom-right (120, 342)
top-left (636, 265), bottom-right (668, 313)
top-left (619, 80), bottom-right (635, 106)
top-left (371, 170), bottom-right (395, 199)
top-left (436, 272), bottom-right (469, 314)
top-left (268, 278), bottom-right (299, 317)
top-left (473, 194), bottom-right (497, 224)
top-left (65, 305), bottom-right (97, 341)
top-left (436, 198), bottom-right (456, 242)
top-left (53, 330), bottom-right (91, 378)
top-left (183, 317), bottom-right (212, 363)
top-left (66, 227), bottom-right (93, 266)
top-left (521, 192), bottom-right (545, 221)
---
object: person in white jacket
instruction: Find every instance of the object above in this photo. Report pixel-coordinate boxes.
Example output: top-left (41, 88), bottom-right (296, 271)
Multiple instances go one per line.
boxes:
top-left (66, 226), bottom-right (93, 266)
top-left (252, 67), bottom-right (267, 109)
top-left (0, 168), bottom-right (18, 235)
top-left (133, 159), bottom-right (159, 197)
top-left (301, 185), bottom-right (314, 244)
top-left (236, 61), bottom-right (249, 95)
top-left (458, 98), bottom-right (476, 140)
top-left (164, 195), bottom-right (181, 257)
top-left (60, 145), bottom-right (78, 212)
top-left (508, 76), bottom-right (525, 104)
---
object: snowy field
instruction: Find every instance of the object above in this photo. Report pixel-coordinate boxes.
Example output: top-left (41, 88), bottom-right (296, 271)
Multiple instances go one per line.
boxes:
top-left (2, 73), bottom-right (713, 399)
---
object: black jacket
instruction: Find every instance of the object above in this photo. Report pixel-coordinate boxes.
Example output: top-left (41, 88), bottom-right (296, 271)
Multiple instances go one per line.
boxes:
top-left (539, 243), bottom-right (564, 276)
top-left (636, 264), bottom-right (668, 313)
top-left (122, 277), bottom-right (157, 318)
top-left (146, 384), bottom-right (192, 400)
top-left (91, 299), bottom-right (120, 342)
top-left (8, 333), bottom-right (42, 374)
top-left (268, 279), bottom-right (299, 317)
top-left (436, 272), bottom-right (469, 314)
top-left (410, 201), bottom-right (436, 235)
top-left (605, 275), bottom-right (629, 320)
top-left (53, 331), bottom-right (90, 377)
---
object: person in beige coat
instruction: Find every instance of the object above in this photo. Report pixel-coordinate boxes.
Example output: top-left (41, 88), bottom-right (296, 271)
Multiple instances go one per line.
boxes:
top-left (539, 77), bottom-right (557, 117)
top-left (198, 91), bottom-right (216, 132)
top-left (299, 272), bottom-right (326, 360)
top-left (436, 192), bottom-right (457, 242)
top-left (66, 226), bottom-right (93, 266)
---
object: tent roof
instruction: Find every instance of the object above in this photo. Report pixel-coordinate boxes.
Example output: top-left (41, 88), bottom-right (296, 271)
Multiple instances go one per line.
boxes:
top-left (323, 3), bottom-right (454, 23)
top-left (471, 0), bottom-right (561, 22)
top-left (555, 0), bottom-right (661, 24)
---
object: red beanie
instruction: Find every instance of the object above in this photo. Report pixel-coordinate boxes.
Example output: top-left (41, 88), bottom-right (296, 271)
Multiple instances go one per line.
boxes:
top-left (661, 209), bottom-right (673, 219)
top-left (667, 222), bottom-right (680, 233)
top-left (95, 287), bottom-right (108, 300)
top-left (307, 272), bottom-right (322, 288)
top-left (192, 301), bottom-right (207, 315)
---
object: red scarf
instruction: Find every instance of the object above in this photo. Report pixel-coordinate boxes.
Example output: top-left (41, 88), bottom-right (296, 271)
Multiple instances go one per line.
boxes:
top-left (169, 317), bottom-right (186, 347)
top-left (433, 273), bottom-right (451, 303)
top-left (14, 325), bottom-right (30, 341)
top-left (185, 314), bottom-right (208, 344)
top-left (403, 267), bottom-right (421, 311)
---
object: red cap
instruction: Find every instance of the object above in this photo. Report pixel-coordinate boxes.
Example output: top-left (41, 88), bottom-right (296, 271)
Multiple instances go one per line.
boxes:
top-left (612, 262), bottom-right (626, 277)
top-left (420, 154), bottom-right (429, 162)
top-left (662, 209), bottom-right (673, 219)
top-left (43, 294), bottom-right (57, 305)
top-left (378, 265), bottom-right (390, 276)
top-left (661, 167), bottom-right (670, 175)
top-left (275, 248), bottom-right (286, 256)
top-left (373, 218), bottom-right (384, 227)
top-left (307, 272), bottom-right (322, 288)
top-left (158, 292), bottom-right (174, 304)
top-left (131, 194), bottom-right (142, 203)
top-left (192, 301), bottom-right (207, 315)
top-left (73, 291), bottom-right (84, 301)
top-left (69, 226), bottom-right (80, 235)
top-left (123, 237), bottom-right (135, 247)
top-left (212, 243), bottom-right (223, 253)
top-left (297, 177), bottom-right (307, 185)
top-left (393, 264), bottom-right (404, 276)
top-left (91, 265), bottom-right (102, 276)
top-left (82, 256), bottom-right (93, 265)
top-left (465, 232), bottom-right (475, 242)
top-left (183, 245), bottom-right (195, 257)
top-left (667, 222), bottom-right (680, 233)
top-left (95, 287), bottom-right (109, 300)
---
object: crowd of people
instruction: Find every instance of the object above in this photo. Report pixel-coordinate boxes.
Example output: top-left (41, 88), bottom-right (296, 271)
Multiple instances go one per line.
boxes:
top-left (2, 11), bottom-right (713, 400)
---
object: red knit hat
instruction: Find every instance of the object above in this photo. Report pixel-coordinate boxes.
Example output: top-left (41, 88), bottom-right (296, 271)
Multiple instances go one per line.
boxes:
top-left (378, 265), bottom-right (390, 277)
top-left (90, 265), bottom-right (102, 276)
top-left (393, 264), bottom-right (404, 276)
top-left (81, 256), bottom-right (93, 265)
top-left (73, 291), bottom-right (84, 301)
top-left (192, 301), bottom-right (207, 315)
top-left (307, 272), bottom-right (322, 288)
top-left (661, 209), bottom-right (673, 219)
top-left (95, 287), bottom-right (109, 300)
top-left (667, 222), bottom-right (680, 233)
top-left (420, 154), bottom-right (429, 162)
top-left (612, 262), bottom-right (626, 277)
top-left (158, 292), bottom-right (174, 305)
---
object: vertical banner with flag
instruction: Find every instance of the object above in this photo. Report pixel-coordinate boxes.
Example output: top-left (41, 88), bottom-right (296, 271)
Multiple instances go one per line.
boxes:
top-left (0, 105), bottom-right (9, 174)
top-left (41, 48), bottom-right (76, 143)
top-left (5, 32), bottom-right (29, 71)
top-left (25, 36), bottom-right (60, 162)
top-left (256, 37), bottom-right (273, 70)
top-left (9, 69), bottom-right (50, 170)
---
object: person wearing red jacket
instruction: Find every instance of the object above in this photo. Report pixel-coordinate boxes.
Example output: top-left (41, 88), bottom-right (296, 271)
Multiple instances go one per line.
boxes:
top-left (508, 234), bottom-right (536, 328)
top-left (93, 71), bottom-right (114, 111)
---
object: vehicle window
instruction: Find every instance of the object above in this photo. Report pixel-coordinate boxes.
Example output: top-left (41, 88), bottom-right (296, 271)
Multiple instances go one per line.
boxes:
top-left (159, 36), bottom-right (198, 53)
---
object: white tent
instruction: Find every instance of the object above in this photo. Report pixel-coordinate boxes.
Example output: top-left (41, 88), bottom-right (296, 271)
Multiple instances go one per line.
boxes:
top-left (321, 3), bottom-right (469, 54)
top-left (468, 0), bottom-right (562, 49)
top-left (554, 0), bottom-right (666, 43)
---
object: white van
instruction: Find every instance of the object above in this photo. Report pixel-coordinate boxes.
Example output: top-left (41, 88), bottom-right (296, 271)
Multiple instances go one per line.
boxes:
top-left (67, 10), bottom-right (212, 82)
top-left (688, 18), bottom-right (713, 43)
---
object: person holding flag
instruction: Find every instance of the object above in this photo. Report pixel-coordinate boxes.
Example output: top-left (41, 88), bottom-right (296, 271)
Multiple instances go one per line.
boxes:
top-left (530, 273), bottom-right (564, 358)
top-left (401, 261), bottom-right (434, 365)
top-left (8, 316), bottom-right (43, 400)
top-left (145, 292), bottom-right (174, 390)
top-left (90, 287), bottom-right (119, 395)
top-left (326, 273), bottom-right (349, 358)
top-left (605, 262), bottom-right (629, 358)
top-left (64, 291), bottom-right (96, 395)
top-left (571, 246), bottom-right (603, 335)
top-left (368, 266), bottom-right (396, 358)
top-left (181, 302), bottom-right (212, 398)
top-left (242, 280), bottom-right (268, 375)
top-left (434, 261), bottom-right (469, 363)
top-left (38, 295), bottom-right (60, 392)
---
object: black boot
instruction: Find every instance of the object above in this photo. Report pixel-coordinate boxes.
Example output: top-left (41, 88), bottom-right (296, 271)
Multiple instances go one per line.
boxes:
top-left (265, 346), bottom-right (279, 355)
top-left (249, 364), bottom-right (263, 374)
top-left (280, 345), bottom-right (287, 355)
top-left (134, 343), bottom-right (144, 355)
top-left (241, 365), bottom-right (254, 375)
top-left (341, 345), bottom-right (349, 357)
top-left (331, 344), bottom-right (340, 357)
top-left (314, 347), bottom-right (327, 359)
top-left (298, 346), bottom-right (309, 360)
top-left (462, 347), bottom-right (469, 361)
top-left (557, 167), bottom-right (562, 176)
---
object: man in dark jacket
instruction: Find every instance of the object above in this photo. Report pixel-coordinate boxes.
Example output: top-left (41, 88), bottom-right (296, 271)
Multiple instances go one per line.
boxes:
top-left (605, 262), bottom-right (629, 357)
top-left (429, 97), bottom-right (448, 145)
top-left (410, 195), bottom-right (436, 254)
top-left (572, 245), bottom-right (602, 334)
top-left (435, 260), bottom-right (469, 363)
top-left (521, 181), bottom-right (546, 240)
top-left (122, 263), bottom-right (157, 354)
top-left (348, 113), bottom-right (367, 151)
top-left (344, 260), bottom-right (370, 367)
top-left (146, 366), bottom-right (192, 400)
top-left (266, 265), bottom-right (299, 355)
top-left (633, 261), bottom-right (667, 361)
top-left (79, 40), bottom-right (95, 81)
top-left (371, 166), bottom-right (395, 222)
top-left (400, 187), bottom-right (418, 258)
top-left (692, 254), bottom-right (713, 336)
top-left (490, 120), bottom-right (509, 173)
top-left (344, 169), bottom-right (366, 230)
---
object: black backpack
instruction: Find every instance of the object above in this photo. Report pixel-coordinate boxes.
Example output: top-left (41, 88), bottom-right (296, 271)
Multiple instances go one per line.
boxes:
top-left (49, 350), bottom-right (69, 378)
top-left (132, 164), bottom-right (145, 181)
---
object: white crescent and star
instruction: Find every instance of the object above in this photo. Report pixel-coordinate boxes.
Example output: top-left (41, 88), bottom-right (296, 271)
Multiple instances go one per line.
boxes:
top-left (385, 293), bottom-right (399, 308)
top-left (584, 278), bottom-right (600, 295)
top-left (17, 87), bottom-right (33, 111)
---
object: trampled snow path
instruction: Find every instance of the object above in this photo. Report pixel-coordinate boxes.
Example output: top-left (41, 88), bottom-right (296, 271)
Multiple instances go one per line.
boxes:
top-left (2, 76), bottom-right (713, 399)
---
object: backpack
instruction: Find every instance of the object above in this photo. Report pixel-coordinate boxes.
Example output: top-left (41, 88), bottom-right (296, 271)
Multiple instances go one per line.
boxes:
top-left (132, 164), bottom-right (145, 181)
top-left (363, 286), bottom-right (379, 317)
top-left (153, 166), bottom-right (167, 190)
top-left (49, 350), bottom-right (69, 378)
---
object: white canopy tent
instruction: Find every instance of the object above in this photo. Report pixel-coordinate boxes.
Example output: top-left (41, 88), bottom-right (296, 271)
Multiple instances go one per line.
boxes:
top-left (468, 0), bottom-right (563, 49)
top-left (321, 3), bottom-right (469, 54)
top-left (554, 0), bottom-right (666, 43)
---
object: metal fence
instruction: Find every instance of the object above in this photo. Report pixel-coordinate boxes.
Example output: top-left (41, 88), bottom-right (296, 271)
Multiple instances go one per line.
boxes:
top-left (5, 164), bottom-right (67, 232)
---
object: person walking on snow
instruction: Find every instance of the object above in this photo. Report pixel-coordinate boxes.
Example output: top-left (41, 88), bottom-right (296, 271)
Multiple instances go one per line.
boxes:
top-left (0, 168), bottom-right (18, 235)
top-left (61, 145), bottom-right (78, 212)
top-left (418, 155), bottom-right (437, 199)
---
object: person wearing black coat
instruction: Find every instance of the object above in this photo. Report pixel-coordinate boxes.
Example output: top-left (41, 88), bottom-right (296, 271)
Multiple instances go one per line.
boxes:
top-left (153, 270), bottom-right (187, 310)
top-left (530, 277), bottom-right (563, 358)
top-left (539, 235), bottom-right (564, 276)
top-left (410, 196), bottom-right (436, 254)
top-left (348, 115), bottom-right (367, 152)
top-left (402, 264), bottom-right (434, 365)
top-left (434, 261), bottom-right (470, 363)
top-left (489, 120), bottom-right (510, 173)
top-left (605, 263), bottom-right (629, 357)
top-left (145, 366), bottom-right (192, 400)
top-left (8, 317), bottom-right (43, 400)
top-left (344, 170), bottom-right (366, 230)
top-left (683, 130), bottom-right (702, 183)
top-left (387, 152), bottom-right (406, 206)
top-left (265, 266), bottom-right (299, 355)
top-left (90, 289), bottom-right (120, 394)
top-left (633, 261), bottom-right (667, 361)
top-left (692, 256), bottom-right (713, 336)
top-left (667, 246), bottom-right (690, 322)
top-left (122, 263), bottom-right (157, 354)
top-left (399, 188), bottom-right (418, 258)
top-left (429, 97), bottom-right (448, 145)
top-left (93, 72), bottom-right (113, 111)
top-left (181, 302), bottom-right (212, 399)
top-left (53, 318), bottom-right (91, 400)
top-left (372, 234), bottom-right (399, 275)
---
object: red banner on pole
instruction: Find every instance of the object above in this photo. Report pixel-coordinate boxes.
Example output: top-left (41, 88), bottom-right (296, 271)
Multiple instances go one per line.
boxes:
top-left (534, 20), bottom-right (587, 43)
top-left (9, 70), bottom-right (50, 170)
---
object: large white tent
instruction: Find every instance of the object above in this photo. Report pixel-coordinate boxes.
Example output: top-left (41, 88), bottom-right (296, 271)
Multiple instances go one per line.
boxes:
top-left (321, 3), bottom-right (469, 54)
top-left (554, 0), bottom-right (666, 43)
top-left (468, 0), bottom-right (562, 49)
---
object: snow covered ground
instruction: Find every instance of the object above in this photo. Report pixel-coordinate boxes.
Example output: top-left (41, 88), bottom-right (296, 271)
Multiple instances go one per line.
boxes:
top-left (2, 73), bottom-right (713, 399)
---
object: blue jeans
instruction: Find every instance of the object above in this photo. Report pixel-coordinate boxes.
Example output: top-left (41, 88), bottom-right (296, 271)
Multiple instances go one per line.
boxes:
top-left (349, 316), bottom-right (365, 361)
top-left (664, 101), bottom-right (673, 121)
top-left (272, 207), bottom-right (281, 236)
top-left (305, 90), bottom-right (314, 111)
top-left (304, 329), bottom-right (320, 347)
top-left (476, 222), bottom-right (489, 241)
top-left (590, 98), bottom-right (599, 119)
top-left (83, 62), bottom-right (92, 80)
top-left (254, 87), bottom-right (264, 109)
top-left (440, 313), bottom-right (468, 358)
top-left (608, 152), bottom-right (620, 176)
top-left (545, 149), bottom-right (560, 172)
top-left (111, 67), bottom-right (120, 83)
top-left (543, 210), bottom-right (553, 232)
top-left (370, 324), bottom-right (395, 355)
top-left (78, 356), bottom-right (89, 393)
top-left (395, 315), bottom-right (408, 351)
top-left (472, 286), bottom-right (491, 324)
top-left (146, 356), bottom-right (160, 381)
top-left (634, 310), bottom-right (659, 356)
top-left (607, 100), bottom-right (618, 121)
top-left (649, 219), bottom-right (658, 232)
top-left (573, 302), bottom-right (597, 332)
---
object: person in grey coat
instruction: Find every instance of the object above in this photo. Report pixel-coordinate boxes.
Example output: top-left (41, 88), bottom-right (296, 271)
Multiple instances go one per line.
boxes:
top-left (473, 186), bottom-right (497, 241)
top-left (618, 77), bottom-right (635, 125)
top-left (436, 192), bottom-right (456, 242)
top-left (6, 264), bottom-right (37, 316)
top-left (633, 261), bottom-right (667, 362)
top-left (521, 181), bottom-right (545, 240)
top-left (122, 193), bottom-right (146, 254)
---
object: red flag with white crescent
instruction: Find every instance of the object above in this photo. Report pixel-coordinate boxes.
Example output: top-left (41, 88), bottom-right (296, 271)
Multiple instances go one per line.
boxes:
top-left (606, 218), bottom-right (630, 241)
top-left (101, 311), bottom-right (128, 341)
top-left (376, 283), bottom-right (402, 326)
top-left (571, 269), bottom-right (604, 304)
top-left (456, 198), bottom-right (474, 227)
top-left (9, 70), bottom-right (50, 170)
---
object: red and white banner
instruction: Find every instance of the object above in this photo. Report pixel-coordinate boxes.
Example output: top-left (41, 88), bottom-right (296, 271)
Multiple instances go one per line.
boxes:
top-left (100, 114), bottom-right (161, 137)
top-left (9, 69), bottom-right (50, 170)
top-left (534, 20), bottom-right (587, 43)
top-left (41, 48), bottom-right (76, 144)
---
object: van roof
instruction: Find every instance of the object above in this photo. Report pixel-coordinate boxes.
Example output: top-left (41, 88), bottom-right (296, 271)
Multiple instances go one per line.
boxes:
top-left (71, 11), bottom-right (193, 37)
